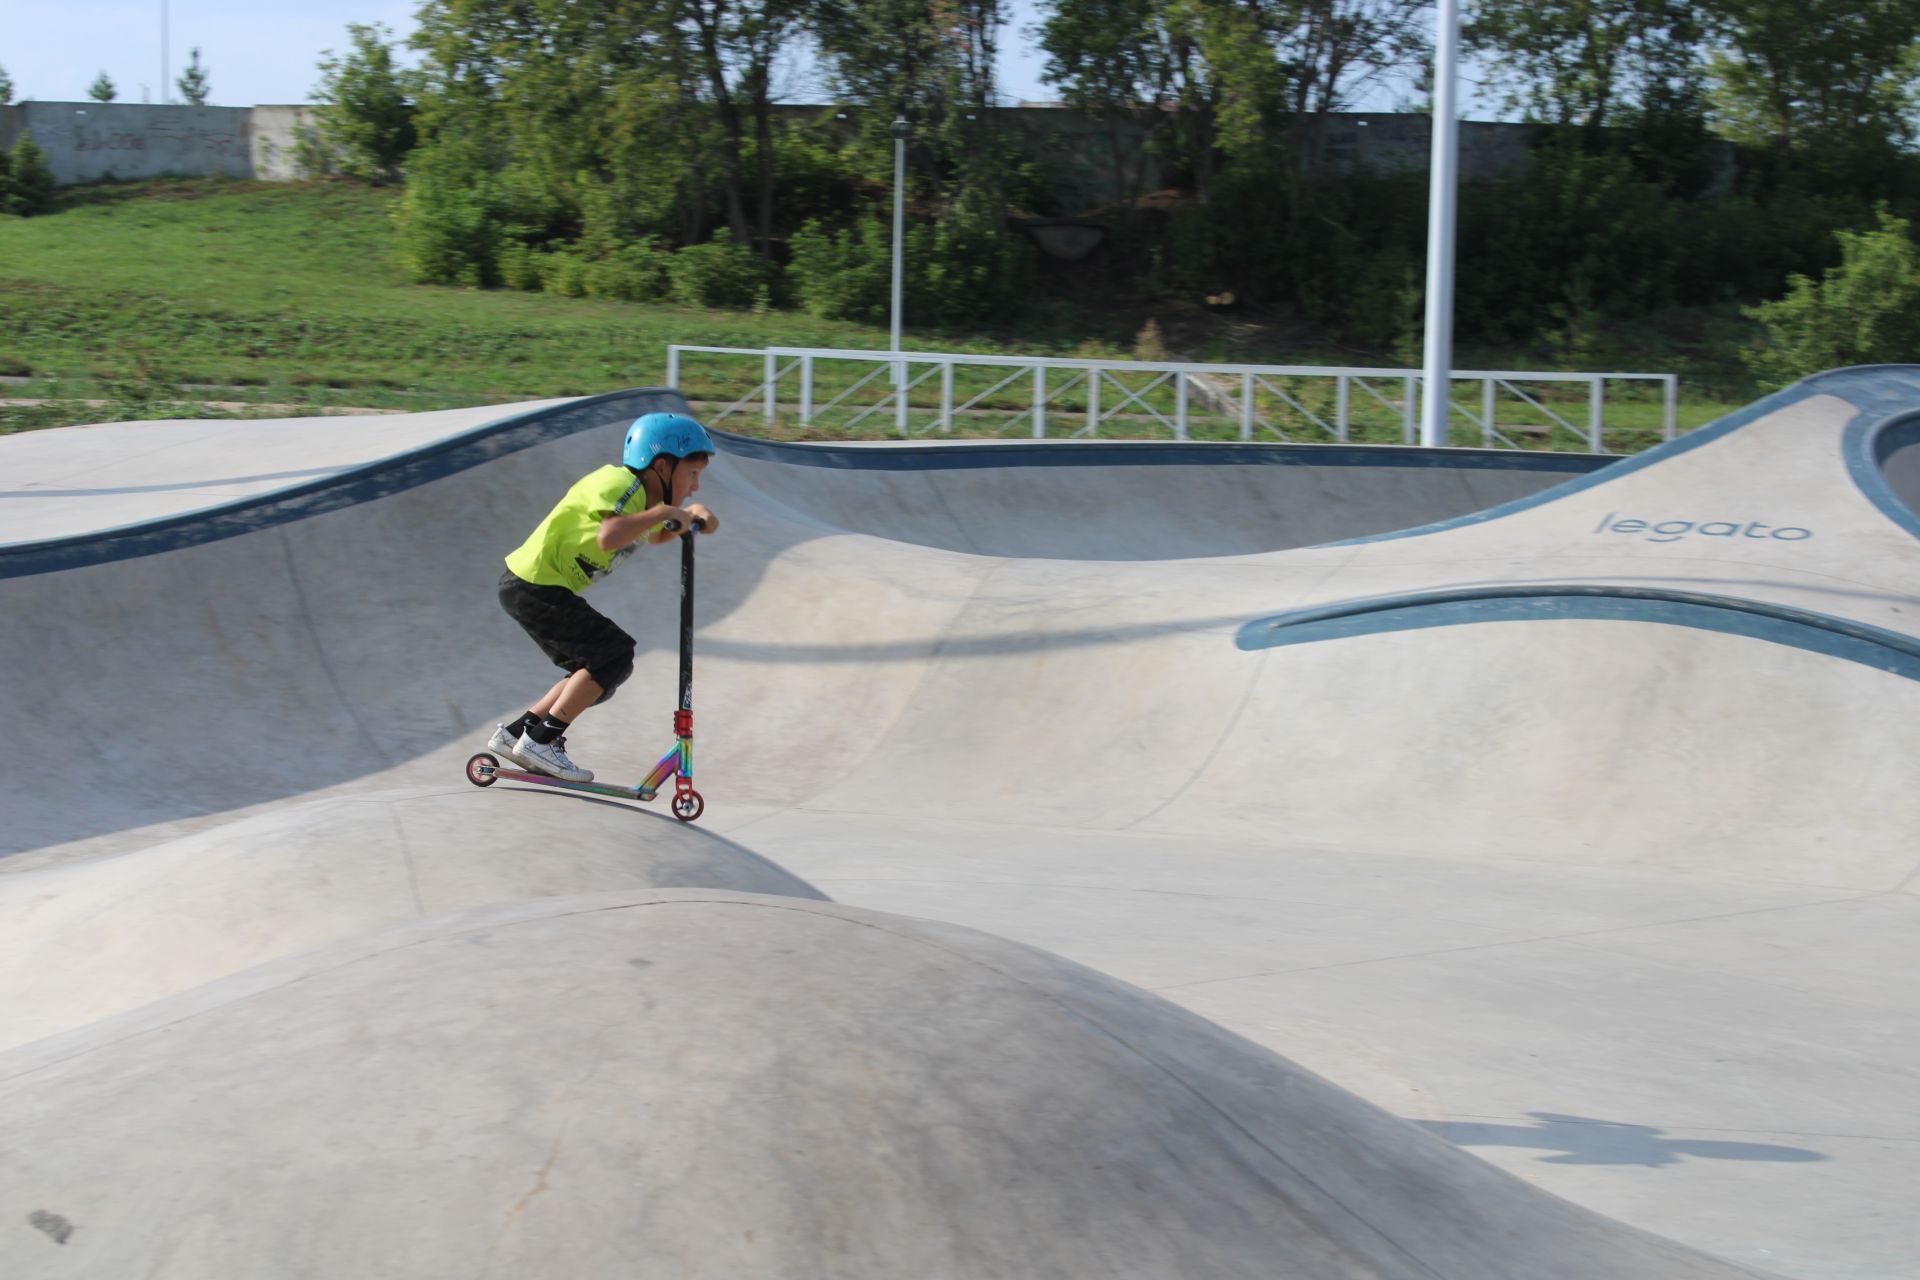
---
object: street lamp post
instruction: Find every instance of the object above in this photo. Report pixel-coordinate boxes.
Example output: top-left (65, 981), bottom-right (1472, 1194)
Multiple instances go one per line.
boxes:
top-left (890, 116), bottom-right (912, 434)
top-left (1419, 0), bottom-right (1462, 447)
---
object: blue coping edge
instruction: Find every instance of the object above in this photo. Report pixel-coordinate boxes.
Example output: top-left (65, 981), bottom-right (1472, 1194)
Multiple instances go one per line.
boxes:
top-left (0, 400), bottom-right (1614, 580)
top-left (0, 388), bottom-right (682, 581)
top-left (712, 430), bottom-right (1618, 475)
top-left (1833, 365), bottom-right (1920, 544)
top-left (1235, 585), bottom-right (1920, 683)
top-left (1325, 364), bottom-right (1920, 547)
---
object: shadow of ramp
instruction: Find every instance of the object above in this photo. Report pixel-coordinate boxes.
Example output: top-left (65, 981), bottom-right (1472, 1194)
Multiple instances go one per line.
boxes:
top-left (0, 786), bottom-right (824, 1053)
top-left (0, 891), bottom-right (1776, 1280)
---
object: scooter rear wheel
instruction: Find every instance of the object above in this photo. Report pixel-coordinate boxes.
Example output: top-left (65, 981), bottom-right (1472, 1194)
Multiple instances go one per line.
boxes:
top-left (671, 789), bottom-right (705, 822)
top-left (465, 753), bottom-right (499, 788)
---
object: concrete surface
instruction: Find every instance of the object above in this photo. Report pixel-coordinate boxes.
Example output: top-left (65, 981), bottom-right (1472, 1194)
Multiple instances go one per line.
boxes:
top-left (3, 368), bottom-right (1918, 1277)
top-left (0, 891), bottom-right (1768, 1279)
top-left (0, 787), bottom-right (823, 1052)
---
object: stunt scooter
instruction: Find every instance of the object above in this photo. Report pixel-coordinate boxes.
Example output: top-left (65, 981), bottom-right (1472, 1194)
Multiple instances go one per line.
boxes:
top-left (465, 517), bottom-right (707, 822)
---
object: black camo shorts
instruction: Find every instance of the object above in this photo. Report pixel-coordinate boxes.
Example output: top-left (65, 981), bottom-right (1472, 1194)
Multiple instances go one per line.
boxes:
top-left (498, 570), bottom-right (635, 687)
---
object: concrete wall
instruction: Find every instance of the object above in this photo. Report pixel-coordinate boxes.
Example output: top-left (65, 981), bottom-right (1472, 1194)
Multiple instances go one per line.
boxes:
top-left (0, 102), bottom-right (252, 186)
top-left (769, 104), bottom-right (1546, 213)
top-left (0, 99), bottom-right (1554, 207)
top-left (250, 105), bottom-right (324, 181)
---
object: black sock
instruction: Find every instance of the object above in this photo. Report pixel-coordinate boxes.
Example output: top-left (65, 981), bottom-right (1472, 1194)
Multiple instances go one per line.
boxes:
top-left (507, 711), bottom-right (539, 736)
top-left (525, 715), bottom-right (570, 746)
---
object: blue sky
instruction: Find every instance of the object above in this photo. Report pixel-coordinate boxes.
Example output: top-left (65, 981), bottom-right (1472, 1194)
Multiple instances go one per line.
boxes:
top-left (4, 0), bottom-right (1459, 113)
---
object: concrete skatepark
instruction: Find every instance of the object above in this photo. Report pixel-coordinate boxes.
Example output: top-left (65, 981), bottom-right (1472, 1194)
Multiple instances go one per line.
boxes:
top-left (2, 367), bottom-right (1917, 1277)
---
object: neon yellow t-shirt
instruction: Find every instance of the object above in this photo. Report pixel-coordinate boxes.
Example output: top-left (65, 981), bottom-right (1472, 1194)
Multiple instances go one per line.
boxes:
top-left (504, 465), bottom-right (658, 594)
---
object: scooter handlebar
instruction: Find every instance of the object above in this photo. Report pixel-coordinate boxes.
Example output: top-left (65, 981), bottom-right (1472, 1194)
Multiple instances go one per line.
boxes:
top-left (660, 516), bottom-right (708, 534)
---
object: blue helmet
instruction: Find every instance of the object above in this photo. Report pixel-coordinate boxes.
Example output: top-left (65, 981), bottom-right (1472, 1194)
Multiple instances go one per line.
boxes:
top-left (623, 412), bottom-right (715, 470)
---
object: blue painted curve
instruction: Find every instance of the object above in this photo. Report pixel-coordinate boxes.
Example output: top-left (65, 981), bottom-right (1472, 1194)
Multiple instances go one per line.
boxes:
top-left (1236, 585), bottom-right (1920, 683)
top-left (0, 389), bottom-right (682, 581)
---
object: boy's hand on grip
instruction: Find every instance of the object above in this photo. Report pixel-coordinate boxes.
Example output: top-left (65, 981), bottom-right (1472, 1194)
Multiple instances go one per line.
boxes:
top-left (685, 503), bottom-right (719, 534)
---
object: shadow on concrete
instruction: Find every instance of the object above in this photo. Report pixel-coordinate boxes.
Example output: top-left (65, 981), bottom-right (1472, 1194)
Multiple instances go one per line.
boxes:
top-left (1416, 1112), bottom-right (1829, 1168)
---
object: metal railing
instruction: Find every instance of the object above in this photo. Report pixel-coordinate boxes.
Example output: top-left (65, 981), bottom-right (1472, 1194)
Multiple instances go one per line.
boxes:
top-left (666, 345), bottom-right (1681, 452)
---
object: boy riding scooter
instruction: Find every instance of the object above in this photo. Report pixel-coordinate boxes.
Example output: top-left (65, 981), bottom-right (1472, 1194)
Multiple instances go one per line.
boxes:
top-left (486, 412), bottom-right (718, 783)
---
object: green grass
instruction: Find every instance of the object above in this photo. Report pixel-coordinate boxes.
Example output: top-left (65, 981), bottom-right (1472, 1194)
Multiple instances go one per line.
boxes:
top-left (0, 177), bottom-right (1756, 448)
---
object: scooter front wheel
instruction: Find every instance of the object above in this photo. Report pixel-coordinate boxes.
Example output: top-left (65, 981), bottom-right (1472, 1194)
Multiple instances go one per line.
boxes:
top-left (465, 753), bottom-right (499, 788)
top-left (671, 789), bottom-right (705, 822)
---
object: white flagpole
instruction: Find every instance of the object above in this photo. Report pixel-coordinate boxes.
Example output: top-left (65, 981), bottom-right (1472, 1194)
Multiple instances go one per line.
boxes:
top-left (1420, 0), bottom-right (1462, 447)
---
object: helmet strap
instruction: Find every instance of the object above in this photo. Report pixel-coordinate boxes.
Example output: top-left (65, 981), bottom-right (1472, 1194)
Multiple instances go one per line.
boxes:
top-left (650, 455), bottom-right (678, 501)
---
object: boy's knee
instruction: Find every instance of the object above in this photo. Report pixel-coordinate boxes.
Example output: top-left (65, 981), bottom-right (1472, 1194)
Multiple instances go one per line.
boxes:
top-left (588, 651), bottom-right (635, 704)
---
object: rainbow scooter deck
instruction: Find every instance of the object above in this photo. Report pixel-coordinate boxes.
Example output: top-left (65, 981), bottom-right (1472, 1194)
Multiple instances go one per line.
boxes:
top-left (465, 517), bottom-right (706, 823)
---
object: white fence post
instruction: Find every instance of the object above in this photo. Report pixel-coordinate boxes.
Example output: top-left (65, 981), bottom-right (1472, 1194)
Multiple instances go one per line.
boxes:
top-left (675, 346), bottom-right (1675, 451)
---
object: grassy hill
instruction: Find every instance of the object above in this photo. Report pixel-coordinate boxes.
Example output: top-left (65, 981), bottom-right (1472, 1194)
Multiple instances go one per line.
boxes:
top-left (0, 178), bottom-right (1751, 444)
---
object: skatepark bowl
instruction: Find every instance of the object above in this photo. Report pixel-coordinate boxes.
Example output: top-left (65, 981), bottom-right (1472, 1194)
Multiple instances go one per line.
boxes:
top-left (3, 366), bottom-right (1919, 1278)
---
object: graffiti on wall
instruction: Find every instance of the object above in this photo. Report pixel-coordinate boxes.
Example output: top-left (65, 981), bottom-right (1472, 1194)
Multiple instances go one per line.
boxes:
top-left (72, 125), bottom-right (245, 156)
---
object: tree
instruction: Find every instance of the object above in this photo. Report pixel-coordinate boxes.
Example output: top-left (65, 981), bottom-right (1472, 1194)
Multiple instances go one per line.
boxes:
top-left (400, 0), bottom-right (715, 280)
top-left (1039, 0), bottom-right (1187, 218)
top-left (1279, 0), bottom-right (1432, 164)
top-left (87, 71), bottom-right (117, 103)
top-left (1703, 0), bottom-right (1920, 183)
top-left (811, 0), bottom-right (1009, 189)
top-left (0, 64), bottom-right (14, 104)
top-left (1466, 0), bottom-right (1704, 138)
top-left (681, 0), bottom-right (810, 253)
top-left (176, 47), bottom-right (211, 105)
top-left (311, 23), bottom-right (417, 183)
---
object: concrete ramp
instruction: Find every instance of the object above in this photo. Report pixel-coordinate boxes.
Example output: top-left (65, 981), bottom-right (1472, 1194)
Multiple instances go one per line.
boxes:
top-left (0, 787), bottom-right (822, 1052)
top-left (716, 434), bottom-right (1611, 558)
top-left (3, 368), bottom-right (1918, 1277)
top-left (0, 891), bottom-right (1768, 1280)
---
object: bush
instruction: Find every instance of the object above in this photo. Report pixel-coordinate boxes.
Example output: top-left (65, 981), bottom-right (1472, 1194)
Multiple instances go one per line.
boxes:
top-left (585, 239), bottom-right (671, 302)
top-left (495, 241), bottom-right (542, 291)
top-left (538, 247), bottom-right (590, 298)
top-left (788, 216), bottom-right (897, 322)
top-left (668, 230), bottom-right (773, 309)
top-left (789, 204), bottom-right (1032, 326)
top-left (394, 165), bottom-right (501, 287)
top-left (1743, 209), bottom-right (1920, 389)
top-left (0, 130), bottom-right (56, 217)
top-left (1457, 145), bottom-right (1681, 344)
top-left (918, 201), bottom-right (1034, 325)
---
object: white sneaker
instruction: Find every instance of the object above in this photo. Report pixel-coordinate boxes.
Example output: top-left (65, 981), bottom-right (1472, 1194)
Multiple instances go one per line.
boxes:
top-left (515, 732), bottom-right (593, 783)
top-left (486, 724), bottom-right (534, 768)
